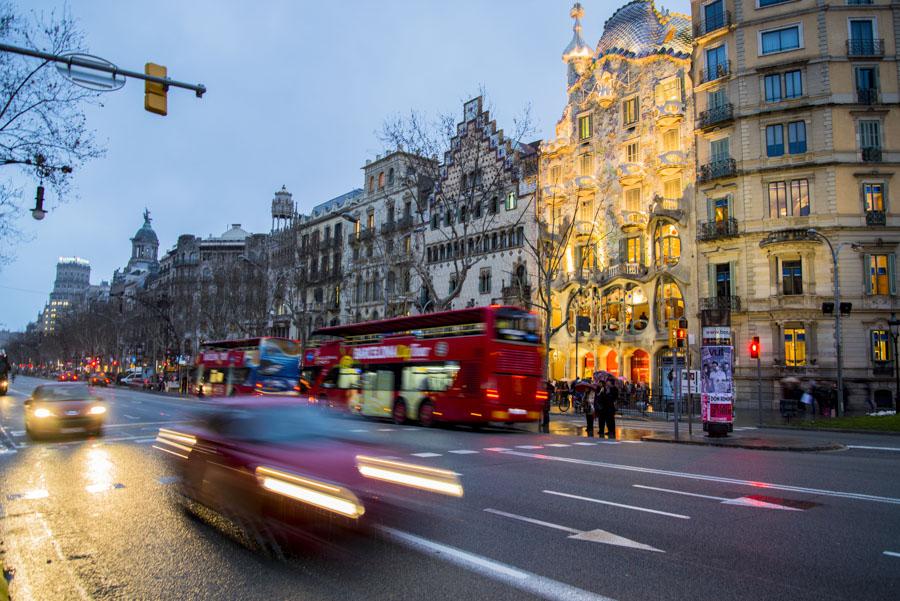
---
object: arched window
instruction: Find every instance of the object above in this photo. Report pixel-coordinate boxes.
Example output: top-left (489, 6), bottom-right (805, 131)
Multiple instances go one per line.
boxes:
top-left (371, 310), bottom-right (379, 320)
top-left (378, 172), bottom-right (385, 188)
top-left (655, 276), bottom-right (685, 329)
top-left (602, 286), bottom-right (623, 334)
top-left (388, 168), bottom-right (395, 185)
top-left (514, 264), bottom-right (527, 288)
top-left (625, 283), bottom-right (650, 333)
top-left (654, 222), bottom-right (681, 267)
top-left (368, 176), bottom-right (375, 192)
top-left (516, 226), bottom-right (525, 246)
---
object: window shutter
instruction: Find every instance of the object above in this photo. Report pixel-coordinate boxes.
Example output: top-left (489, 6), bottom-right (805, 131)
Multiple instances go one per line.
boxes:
top-left (707, 197), bottom-right (716, 222)
top-left (708, 263), bottom-right (716, 297)
top-left (869, 330), bottom-right (876, 362)
top-left (889, 254), bottom-right (897, 295)
top-left (864, 254), bottom-right (873, 295)
top-left (728, 261), bottom-right (737, 297)
top-left (618, 238), bottom-right (626, 263)
top-left (726, 194), bottom-right (734, 218)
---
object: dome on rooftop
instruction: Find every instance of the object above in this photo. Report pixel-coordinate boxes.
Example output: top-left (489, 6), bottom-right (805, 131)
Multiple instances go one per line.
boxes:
top-left (595, 0), bottom-right (692, 60)
top-left (132, 209), bottom-right (158, 244)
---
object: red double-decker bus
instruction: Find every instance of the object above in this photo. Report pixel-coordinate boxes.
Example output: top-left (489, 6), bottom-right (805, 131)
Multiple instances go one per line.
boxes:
top-left (301, 306), bottom-right (544, 427)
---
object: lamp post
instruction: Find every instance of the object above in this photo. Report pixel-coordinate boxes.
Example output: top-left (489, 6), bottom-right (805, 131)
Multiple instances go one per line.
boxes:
top-left (889, 313), bottom-right (900, 413)
top-left (807, 229), bottom-right (859, 417)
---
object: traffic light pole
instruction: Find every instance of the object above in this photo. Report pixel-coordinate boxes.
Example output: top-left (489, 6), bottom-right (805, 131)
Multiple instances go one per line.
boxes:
top-left (0, 43), bottom-right (206, 97)
top-left (756, 355), bottom-right (762, 427)
top-left (673, 346), bottom-right (679, 441)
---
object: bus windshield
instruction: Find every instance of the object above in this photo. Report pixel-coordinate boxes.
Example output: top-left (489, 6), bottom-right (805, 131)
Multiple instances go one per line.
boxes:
top-left (494, 309), bottom-right (540, 344)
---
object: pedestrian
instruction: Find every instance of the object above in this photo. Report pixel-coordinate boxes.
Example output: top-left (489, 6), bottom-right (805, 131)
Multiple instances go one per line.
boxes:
top-left (541, 380), bottom-right (554, 433)
top-left (596, 379), bottom-right (617, 439)
top-left (180, 372), bottom-right (188, 396)
top-left (582, 382), bottom-right (595, 437)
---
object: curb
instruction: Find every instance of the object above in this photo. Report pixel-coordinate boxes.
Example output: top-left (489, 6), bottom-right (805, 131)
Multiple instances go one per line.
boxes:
top-left (640, 434), bottom-right (845, 453)
top-left (762, 424), bottom-right (900, 437)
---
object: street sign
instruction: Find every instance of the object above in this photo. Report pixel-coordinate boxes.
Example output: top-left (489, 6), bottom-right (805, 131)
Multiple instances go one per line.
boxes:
top-left (55, 53), bottom-right (126, 91)
top-left (680, 370), bottom-right (700, 394)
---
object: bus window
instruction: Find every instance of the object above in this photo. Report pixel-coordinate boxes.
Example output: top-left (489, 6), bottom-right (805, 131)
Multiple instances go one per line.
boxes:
top-left (337, 367), bottom-right (360, 389)
top-left (206, 369), bottom-right (225, 384)
top-left (375, 370), bottom-right (394, 392)
top-left (494, 309), bottom-right (540, 344)
top-left (403, 363), bottom-right (459, 392)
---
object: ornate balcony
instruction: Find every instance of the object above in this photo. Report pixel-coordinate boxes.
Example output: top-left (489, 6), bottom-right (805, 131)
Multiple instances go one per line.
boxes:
top-left (380, 221), bottom-right (396, 235)
top-left (700, 296), bottom-right (741, 311)
top-left (589, 83), bottom-right (616, 108)
top-left (542, 184), bottom-right (567, 203)
top-left (866, 210), bottom-right (886, 226)
top-left (699, 103), bottom-right (733, 130)
top-left (621, 211), bottom-right (649, 228)
top-left (700, 61), bottom-right (730, 84)
top-left (847, 38), bottom-right (884, 57)
top-left (656, 100), bottom-right (685, 127)
top-left (698, 158), bottom-right (736, 183)
top-left (599, 262), bottom-right (649, 283)
top-left (617, 162), bottom-right (644, 186)
top-left (574, 219), bottom-right (597, 237)
top-left (857, 88), bottom-right (878, 105)
top-left (501, 284), bottom-right (532, 301)
top-left (862, 147), bottom-right (882, 162)
top-left (347, 233), bottom-right (360, 246)
top-left (657, 150), bottom-right (687, 177)
top-left (651, 195), bottom-right (685, 221)
top-left (758, 229), bottom-right (820, 248)
top-left (574, 175), bottom-right (598, 190)
top-left (873, 362), bottom-right (893, 376)
top-left (396, 214), bottom-right (414, 230)
top-left (697, 218), bottom-right (738, 241)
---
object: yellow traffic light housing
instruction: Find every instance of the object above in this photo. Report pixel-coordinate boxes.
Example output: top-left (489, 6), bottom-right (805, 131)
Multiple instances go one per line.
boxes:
top-left (144, 62), bottom-right (168, 116)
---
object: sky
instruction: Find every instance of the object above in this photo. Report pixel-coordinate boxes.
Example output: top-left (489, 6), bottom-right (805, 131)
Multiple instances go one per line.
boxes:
top-left (0, 0), bottom-right (691, 331)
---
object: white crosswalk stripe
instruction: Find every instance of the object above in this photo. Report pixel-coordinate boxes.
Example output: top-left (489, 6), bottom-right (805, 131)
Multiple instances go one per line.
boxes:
top-left (412, 452), bottom-right (442, 458)
top-left (448, 450), bottom-right (479, 455)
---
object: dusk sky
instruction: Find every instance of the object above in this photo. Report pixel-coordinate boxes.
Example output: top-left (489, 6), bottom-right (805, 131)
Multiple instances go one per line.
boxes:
top-left (1, 0), bottom-right (690, 331)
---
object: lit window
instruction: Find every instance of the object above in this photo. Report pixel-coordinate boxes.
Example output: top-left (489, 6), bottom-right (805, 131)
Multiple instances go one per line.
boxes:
top-left (622, 97), bottom-right (639, 127)
top-left (872, 330), bottom-right (891, 363)
top-left (578, 114), bottom-right (592, 140)
top-left (655, 78), bottom-right (681, 104)
top-left (663, 178), bottom-right (681, 200)
top-left (578, 198), bottom-right (593, 222)
top-left (505, 192), bottom-right (517, 211)
top-left (625, 236), bottom-right (643, 264)
top-left (662, 129), bottom-right (680, 152)
top-left (863, 183), bottom-right (885, 211)
top-left (625, 141), bottom-right (640, 163)
top-left (624, 188), bottom-right (641, 212)
top-left (784, 327), bottom-right (807, 366)
top-left (768, 179), bottom-right (809, 217)
top-left (655, 223), bottom-right (681, 267)
top-left (867, 254), bottom-right (893, 295)
top-left (579, 154), bottom-right (592, 176)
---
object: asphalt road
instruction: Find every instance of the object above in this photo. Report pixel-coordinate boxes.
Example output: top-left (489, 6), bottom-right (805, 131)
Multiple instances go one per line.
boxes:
top-left (1, 376), bottom-right (899, 600)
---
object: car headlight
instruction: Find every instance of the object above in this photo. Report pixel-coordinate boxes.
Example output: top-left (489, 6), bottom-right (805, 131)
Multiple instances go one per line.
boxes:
top-left (34, 407), bottom-right (53, 418)
top-left (88, 405), bottom-right (106, 415)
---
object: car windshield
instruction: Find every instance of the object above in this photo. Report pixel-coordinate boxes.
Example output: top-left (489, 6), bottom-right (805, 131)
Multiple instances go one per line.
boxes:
top-left (208, 405), bottom-right (334, 443)
top-left (34, 385), bottom-right (92, 401)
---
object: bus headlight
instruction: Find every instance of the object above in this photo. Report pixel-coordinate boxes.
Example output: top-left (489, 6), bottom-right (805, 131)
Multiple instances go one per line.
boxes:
top-left (356, 456), bottom-right (464, 497)
top-left (255, 466), bottom-right (365, 519)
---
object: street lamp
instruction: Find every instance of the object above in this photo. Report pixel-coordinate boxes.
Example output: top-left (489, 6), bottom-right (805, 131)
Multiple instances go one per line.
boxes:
top-left (889, 313), bottom-right (900, 414)
top-left (807, 229), bottom-right (860, 417)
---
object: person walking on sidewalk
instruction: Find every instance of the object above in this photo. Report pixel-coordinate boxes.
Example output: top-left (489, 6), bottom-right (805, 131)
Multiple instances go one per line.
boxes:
top-left (582, 381), bottom-right (595, 437)
top-left (596, 379), bottom-right (618, 439)
top-left (541, 380), bottom-right (554, 433)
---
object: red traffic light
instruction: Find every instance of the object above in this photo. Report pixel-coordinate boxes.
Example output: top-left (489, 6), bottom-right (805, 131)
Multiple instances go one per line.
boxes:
top-left (750, 336), bottom-right (760, 359)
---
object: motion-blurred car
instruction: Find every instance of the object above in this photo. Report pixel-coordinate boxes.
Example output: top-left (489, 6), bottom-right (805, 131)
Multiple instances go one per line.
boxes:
top-left (24, 383), bottom-right (107, 438)
top-left (57, 371), bottom-right (79, 382)
top-left (156, 398), bottom-right (462, 551)
top-left (120, 373), bottom-right (144, 388)
top-left (88, 372), bottom-right (111, 387)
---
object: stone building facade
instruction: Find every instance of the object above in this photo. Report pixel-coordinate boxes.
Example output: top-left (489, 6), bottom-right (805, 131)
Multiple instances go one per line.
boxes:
top-left (543, 1), bottom-right (698, 391)
top-left (691, 0), bottom-right (900, 410)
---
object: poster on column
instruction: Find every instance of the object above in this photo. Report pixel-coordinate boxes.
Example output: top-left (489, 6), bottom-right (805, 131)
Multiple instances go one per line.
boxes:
top-left (700, 346), bottom-right (734, 424)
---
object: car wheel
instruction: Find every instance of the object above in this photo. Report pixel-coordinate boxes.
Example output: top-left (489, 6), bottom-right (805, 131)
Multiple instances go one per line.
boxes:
top-left (392, 399), bottom-right (408, 425)
top-left (418, 400), bottom-right (435, 428)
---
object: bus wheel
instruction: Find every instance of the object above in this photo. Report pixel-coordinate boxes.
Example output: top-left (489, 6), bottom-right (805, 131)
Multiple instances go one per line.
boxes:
top-left (418, 400), bottom-right (435, 428)
top-left (392, 399), bottom-right (408, 425)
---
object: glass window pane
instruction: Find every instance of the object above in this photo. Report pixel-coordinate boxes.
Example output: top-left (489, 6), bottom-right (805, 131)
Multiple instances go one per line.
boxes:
top-left (791, 179), bottom-right (810, 216)
top-left (765, 74), bottom-right (782, 102)
top-left (766, 125), bottom-right (784, 157)
top-left (788, 121), bottom-right (806, 154)
top-left (784, 70), bottom-right (802, 98)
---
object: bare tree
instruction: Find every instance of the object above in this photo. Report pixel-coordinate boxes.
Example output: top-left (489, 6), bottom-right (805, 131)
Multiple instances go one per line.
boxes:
top-left (0, 3), bottom-right (104, 264)
top-left (379, 94), bottom-right (537, 312)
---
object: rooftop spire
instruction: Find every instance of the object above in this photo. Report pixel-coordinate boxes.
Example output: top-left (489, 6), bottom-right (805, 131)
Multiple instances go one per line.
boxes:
top-left (562, 2), bottom-right (592, 63)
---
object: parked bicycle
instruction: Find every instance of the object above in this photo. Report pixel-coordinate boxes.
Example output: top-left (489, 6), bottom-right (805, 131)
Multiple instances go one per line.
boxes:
top-left (556, 389), bottom-right (571, 412)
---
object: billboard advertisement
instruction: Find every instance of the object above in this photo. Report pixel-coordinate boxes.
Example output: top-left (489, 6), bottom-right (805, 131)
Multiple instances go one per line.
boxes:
top-left (700, 345), bottom-right (734, 425)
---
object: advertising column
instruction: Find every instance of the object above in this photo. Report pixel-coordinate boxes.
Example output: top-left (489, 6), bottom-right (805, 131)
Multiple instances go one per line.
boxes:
top-left (701, 327), bottom-right (734, 436)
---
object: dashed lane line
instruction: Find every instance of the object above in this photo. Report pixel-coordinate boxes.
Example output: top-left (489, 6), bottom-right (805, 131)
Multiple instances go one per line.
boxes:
top-left (411, 452), bottom-right (442, 458)
top-left (543, 489), bottom-right (691, 520)
top-left (448, 450), bottom-right (479, 455)
top-left (515, 445), bottom-right (544, 449)
top-left (545, 443), bottom-right (571, 447)
top-left (847, 445), bottom-right (900, 452)
top-left (884, 551), bottom-right (900, 559)
top-left (123, 414), bottom-right (140, 420)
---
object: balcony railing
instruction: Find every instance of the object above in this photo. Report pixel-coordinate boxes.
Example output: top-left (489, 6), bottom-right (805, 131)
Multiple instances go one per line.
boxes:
top-left (501, 284), bottom-right (532, 299)
top-left (700, 61), bottom-right (730, 84)
top-left (873, 362), bottom-right (893, 376)
top-left (699, 103), bottom-right (733, 129)
top-left (695, 11), bottom-right (731, 37)
top-left (857, 88), bottom-right (878, 105)
top-left (697, 218), bottom-right (738, 241)
top-left (866, 209), bottom-right (886, 226)
top-left (652, 195), bottom-right (684, 217)
top-left (698, 158), bottom-right (736, 183)
top-left (700, 295), bottom-right (741, 311)
top-left (600, 262), bottom-right (649, 283)
top-left (862, 146), bottom-right (883, 162)
top-left (381, 221), bottom-right (396, 235)
top-left (396, 214), bottom-right (414, 230)
top-left (847, 38), bottom-right (884, 57)
top-left (758, 228), bottom-right (819, 248)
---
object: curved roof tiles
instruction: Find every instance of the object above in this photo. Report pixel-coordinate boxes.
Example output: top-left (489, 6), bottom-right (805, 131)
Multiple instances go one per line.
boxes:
top-left (594, 0), bottom-right (691, 60)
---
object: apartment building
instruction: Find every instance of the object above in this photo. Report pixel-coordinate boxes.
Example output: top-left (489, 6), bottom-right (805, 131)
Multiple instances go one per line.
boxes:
top-left (691, 0), bottom-right (900, 409)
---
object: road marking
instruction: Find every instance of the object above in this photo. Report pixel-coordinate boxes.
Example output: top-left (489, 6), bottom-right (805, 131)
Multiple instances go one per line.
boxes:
top-left (378, 428), bottom-right (398, 432)
top-left (543, 490), bottom-right (690, 519)
top-left (0, 448), bottom-right (16, 455)
top-left (7, 489), bottom-right (49, 501)
top-left (633, 484), bottom-right (804, 511)
top-left (633, 485), bottom-right (724, 501)
top-left (411, 452), bottom-right (442, 458)
top-left (104, 420), bottom-right (189, 429)
top-left (484, 508), bottom-right (664, 553)
top-left (134, 438), bottom-right (156, 444)
top-left (402, 427), bottom-right (419, 431)
top-left (515, 445), bottom-right (544, 449)
top-left (157, 476), bottom-right (179, 485)
top-left (350, 428), bottom-right (370, 433)
top-left (379, 525), bottom-right (618, 601)
top-left (124, 414), bottom-right (140, 420)
top-left (499, 450), bottom-right (900, 506)
top-left (85, 482), bottom-right (125, 494)
top-left (884, 551), bottom-right (900, 558)
top-left (10, 430), bottom-right (24, 436)
top-left (483, 447), bottom-right (511, 452)
top-left (847, 445), bottom-right (900, 452)
top-left (573, 442), bottom-right (597, 446)
top-left (449, 450), bottom-right (479, 454)
top-left (545, 443), bottom-right (571, 447)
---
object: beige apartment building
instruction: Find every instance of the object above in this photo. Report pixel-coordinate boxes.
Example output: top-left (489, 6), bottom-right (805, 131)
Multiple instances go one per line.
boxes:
top-left (691, 0), bottom-right (900, 410)
top-left (542, 1), bottom-right (698, 393)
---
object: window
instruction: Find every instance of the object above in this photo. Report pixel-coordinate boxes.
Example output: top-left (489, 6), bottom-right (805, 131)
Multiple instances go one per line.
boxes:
top-left (549, 165), bottom-right (561, 183)
top-left (863, 182), bottom-right (885, 211)
top-left (431, 213), bottom-right (439, 229)
top-left (766, 125), bottom-right (784, 157)
top-left (662, 129), bottom-right (680, 152)
top-left (760, 25), bottom-right (801, 55)
top-left (788, 121), bottom-right (807, 154)
top-left (708, 88), bottom-right (727, 109)
top-left (703, 0), bottom-right (725, 32)
top-left (388, 168), bottom-right (395, 186)
top-left (578, 113), bottom-right (592, 140)
top-left (663, 178), bottom-right (682, 200)
top-left (765, 70), bottom-right (804, 102)
top-left (404, 236), bottom-right (411, 253)
top-left (625, 141), bottom-right (639, 163)
top-left (849, 19), bottom-right (875, 53)
top-left (578, 198), bottom-right (593, 222)
top-left (784, 70), bottom-right (802, 98)
top-left (378, 172), bottom-right (385, 188)
top-left (579, 153), bottom-right (593, 176)
top-left (860, 119), bottom-right (881, 149)
top-left (759, 0), bottom-right (790, 6)
top-left (784, 327), bottom-right (807, 366)
top-left (449, 276), bottom-right (458, 295)
top-left (473, 201), bottom-right (482, 219)
top-left (489, 196), bottom-right (499, 214)
top-left (656, 277), bottom-right (685, 329)
top-left (782, 259), bottom-right (803, 295)
top-left (578, 244), bottom-right (595, 273)
top-left (368, 176), bottom-right (374, 192)
top-left (706, 45), bottom-right (727, 78)
top-left (655, 77), bottom-right (681, 104)
top-left (712, 196), bottom-right (730, 222)
top-left (872, 330), bottom-right (891, 363)
top-left (478, 267), bottom-right (491, 294)
top-left (866, 254), bottom-right (894, 295)
top-left (764, 74), bottom-right (782, 102)
top-left (624, 187), bottom-right (641, 212)
top-left (505, 191), bottom-right (517, 211)
top-left (855, 66), bottom-right (877, 97)
top-left (715, 263), bottom-right (732, 298)
top-left (711, 137), bottom-right (730, 162)
top-left (367, 213), bottom-right (374, 230)
top-left (622, 97), bottom-right (639, 127)
top-left (655, 223), bottom-right (681, 266)
top-left (768, 179), bottom-right (809, 217)
top-left (625, 236), bottom-right (643, 264)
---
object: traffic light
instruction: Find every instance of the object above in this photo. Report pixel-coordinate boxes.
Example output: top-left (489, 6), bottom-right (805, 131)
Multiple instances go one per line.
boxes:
top-left (750, 336), bottom-right (760, 359)
top-left (144, 62), bottom-right (168, 116)
top-left (675, 326), bottom-right (687, 348)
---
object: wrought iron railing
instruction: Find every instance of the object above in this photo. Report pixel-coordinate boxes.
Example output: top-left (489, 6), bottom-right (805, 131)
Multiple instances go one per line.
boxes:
top-left (866, 210), bottom-right (886, 226)
top-left (700, 295), bottom-right (741, 311)
top-left (700, 61), bottom-right (730, 83)
top-left (847, 38), bottom-right (884, 57)
top-left (697, 218), bottom-right (738, 241)
top-left (698, 158), bottom-right (736, 183)
top-left (699, 103), bottom-right (733, 129)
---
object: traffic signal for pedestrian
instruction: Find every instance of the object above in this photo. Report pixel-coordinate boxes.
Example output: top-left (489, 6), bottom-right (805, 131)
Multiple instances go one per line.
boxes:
top-left (750, 336), bottom-right (760, 359)
top-left (675, 327), bottom-right (687, 348)
top-left (144, 62), bottom-right (168, 116)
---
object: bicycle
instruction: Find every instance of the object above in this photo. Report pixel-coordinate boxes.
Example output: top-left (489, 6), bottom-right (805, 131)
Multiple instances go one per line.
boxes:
top-left (556, 391), bottom-right (571, 413)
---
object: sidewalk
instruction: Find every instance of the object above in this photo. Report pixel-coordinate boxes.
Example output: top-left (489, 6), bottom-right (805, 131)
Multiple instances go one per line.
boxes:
top-left (640, 431), bottom-right (845, 452)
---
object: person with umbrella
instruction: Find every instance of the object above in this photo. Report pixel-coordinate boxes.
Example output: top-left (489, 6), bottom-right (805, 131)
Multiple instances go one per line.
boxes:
top-left (595, 373), bottom-right (618, 440)
top-left (573, 378), bottom-right (595, 437)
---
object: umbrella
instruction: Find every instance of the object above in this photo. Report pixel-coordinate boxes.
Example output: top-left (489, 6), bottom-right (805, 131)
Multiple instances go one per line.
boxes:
top-left (572, 379), bottom-right (596, 391)
top-left (781, 376), bottom-right (801, 385)
top-left (593, 370), bottom-right (615, 382)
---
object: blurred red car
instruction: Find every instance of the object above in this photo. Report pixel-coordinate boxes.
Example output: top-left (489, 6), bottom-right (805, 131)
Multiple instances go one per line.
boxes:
top-left (88, 373), bottom-right (111, 387)
top-left (57, 371), bottom-right (79, 382)
top-left (155, 397), bottom-right (462, 551)
top-left (24, 383), bottom-right (107, 438)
